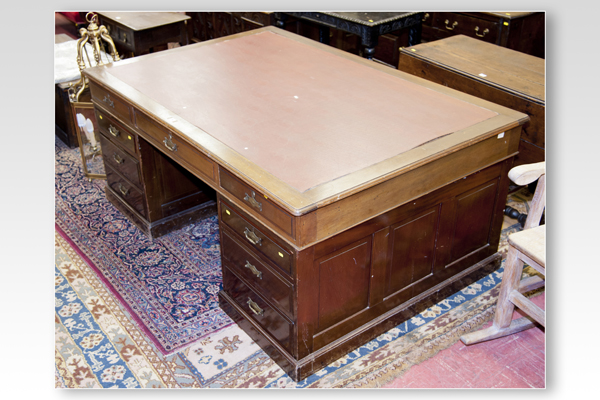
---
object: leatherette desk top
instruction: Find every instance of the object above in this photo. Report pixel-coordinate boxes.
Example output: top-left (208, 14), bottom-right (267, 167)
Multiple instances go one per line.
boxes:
top-left (83, 27), bottom-right (527, 216)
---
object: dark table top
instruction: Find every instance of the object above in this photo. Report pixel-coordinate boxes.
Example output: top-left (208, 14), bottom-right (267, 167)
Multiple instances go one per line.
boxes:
top-left (320, 12), bottom-right (419, 27)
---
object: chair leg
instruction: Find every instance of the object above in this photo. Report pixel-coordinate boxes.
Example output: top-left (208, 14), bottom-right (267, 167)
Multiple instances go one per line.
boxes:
top-left (460, 246), bottom-right (536, 345)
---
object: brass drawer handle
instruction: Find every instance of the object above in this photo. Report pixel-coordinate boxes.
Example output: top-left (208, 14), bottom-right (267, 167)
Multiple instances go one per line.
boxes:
top-left (422, 13), bottom-right (429, 22)
top-left (445, 20), bottom-right (458, 30)
top-left (474, 26), bottom-right (489, 37)
top-left (247, 297), bottom-right (264, 316)
top-left (113, 153), bottom-right (124, 164)
top-left (243, 227), bottom-right (262, 246)
top-left (103, 94), bottom-right (114, 108)
top-left (244, 191), bottom-right (263, 212)
top-left (118, 183), bottom-right (129, 196)
top-left (108, 125), bottom-right (120, 137)
top-left (163, 135), bottom-right (178, 152)
top-left (244, 260), bottom-right (263, 279)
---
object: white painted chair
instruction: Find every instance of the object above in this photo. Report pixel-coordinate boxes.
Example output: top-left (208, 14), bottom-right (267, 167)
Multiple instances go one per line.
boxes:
top-left (460, 162), bottom-right (545, 345)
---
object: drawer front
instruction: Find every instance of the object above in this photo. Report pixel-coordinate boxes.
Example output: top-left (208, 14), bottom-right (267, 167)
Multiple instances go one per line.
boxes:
top-left (222, 265), bottom-right (294, 354)
top-left (219, 168), bottom-right (294, 238)
top-left (105, 164), bottom-right (147, 218)
top-left (133, 110), bottom-right (217, 183)
top-left (89, 81), bottom-right (132, 123)
top-left (95, 110), bottom-right (137, 155)
top-left (220, 197), bottom-right (293, 276)
top-left (221, 229), bottom-right (294, 318)
top-left (432, 12), bottom-right (498, 43)
top-left (108, 24), bottom-right (134, 49)
top-left (99, 134), bottom-right (141, 188)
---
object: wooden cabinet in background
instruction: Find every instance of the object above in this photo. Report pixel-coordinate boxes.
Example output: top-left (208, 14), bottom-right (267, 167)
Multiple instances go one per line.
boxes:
top-left (398, 34), bottom-right (545, 166)
top-left (98, 12), bottom-right (190, 57)
top-left (186, 12), bottom-right (276, 42)
top-left (421, 12), bottom-right (545, 58)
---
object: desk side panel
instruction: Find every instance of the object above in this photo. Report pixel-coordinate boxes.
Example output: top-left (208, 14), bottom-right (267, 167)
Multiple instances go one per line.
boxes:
top-left (303, 126), bottom-right (521, 247)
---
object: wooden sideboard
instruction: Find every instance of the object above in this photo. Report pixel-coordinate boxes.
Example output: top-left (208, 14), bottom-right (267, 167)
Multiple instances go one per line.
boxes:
top-left (398, 34), bottom-right (545, 167)
top-left (421, 12), bottom-right (545, 58)
top-left (83, 27), bottom-right (528, 381)
top-left (98, 12), bottom-right (190, 57)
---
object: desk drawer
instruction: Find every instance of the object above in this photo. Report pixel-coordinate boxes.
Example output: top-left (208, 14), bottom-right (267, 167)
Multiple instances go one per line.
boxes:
top-left (105, 164), bottom-right (147, 218)
top-left (134, 110), bottom-right (217, 183)
top-left (219, 168), bottom-right (294, 238)
top-left (95, 110), bottom-right (137, 155)
top-left (222, 265), bottom-right (293, 354)
top-left (99, 134), bottom-right (141, 188)
top-left (221, 229), bottom-right (294, 318)
top-left (220, 197), bottom-right (293, 276)
top-left (432, 12), bottom-right (498, 43)
top-left (89, 81), bottom-right (132, 123)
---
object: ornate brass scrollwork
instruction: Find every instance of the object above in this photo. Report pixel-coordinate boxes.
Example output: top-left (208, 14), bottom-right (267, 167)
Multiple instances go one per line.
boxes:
top-left (68, 12), bottom-right (121, 103)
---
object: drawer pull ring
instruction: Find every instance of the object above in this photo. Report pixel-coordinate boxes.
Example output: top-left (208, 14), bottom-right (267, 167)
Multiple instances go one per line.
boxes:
top-left (422, 13), bottom-right (429, 22)
top-left (243, 227), bottom-right (262, 246)
top-left (103, 94), bottom-right (114, 108)
top-left (113, 154), bottom-right (124, 164)
top-left (247, 298), bottom-right (264, 316)
top-left (244, 191), bottom-right (263, 211)
top-left (245, 260), bottom-right (263, 279)
top-left (163, 135), bottom-right (178, 152)
top-left (118, 183), bottom-right (129, 196)
top-left (444, 20), bottom-right (458, 30)
top-left (108, 125), bottom-right (120, 137)
top-left (474, 26), bottom-right (489, 37)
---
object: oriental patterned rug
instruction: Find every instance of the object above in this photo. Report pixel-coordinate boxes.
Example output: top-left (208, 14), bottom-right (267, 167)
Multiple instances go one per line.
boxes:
top-left (55, 138), bottom-right (231, 354)
top-left (54, 137), bottom-right (538, 388)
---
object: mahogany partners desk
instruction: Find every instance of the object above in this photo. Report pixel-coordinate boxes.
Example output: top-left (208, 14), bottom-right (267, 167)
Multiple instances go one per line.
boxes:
top-left (83, 27), bottom-right (528, 381)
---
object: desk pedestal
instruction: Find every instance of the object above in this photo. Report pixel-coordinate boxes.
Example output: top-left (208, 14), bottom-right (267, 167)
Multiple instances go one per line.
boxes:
top-left (218, 159), bottom-right (511, 381)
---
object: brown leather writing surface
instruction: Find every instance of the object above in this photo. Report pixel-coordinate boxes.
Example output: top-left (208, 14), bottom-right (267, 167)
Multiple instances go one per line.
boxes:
top-left (108, 31), bottom-right (497, 192)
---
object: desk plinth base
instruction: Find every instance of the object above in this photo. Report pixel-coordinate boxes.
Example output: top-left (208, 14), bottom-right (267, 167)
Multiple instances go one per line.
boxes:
top-left (219, 252), bottom-right (502, 382)
top-left (105, 186), bottom-right (217, 240)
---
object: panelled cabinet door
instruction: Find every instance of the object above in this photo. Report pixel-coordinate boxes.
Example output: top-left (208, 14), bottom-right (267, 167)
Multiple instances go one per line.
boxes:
top-left (304, 163), bottom-right (505, 350)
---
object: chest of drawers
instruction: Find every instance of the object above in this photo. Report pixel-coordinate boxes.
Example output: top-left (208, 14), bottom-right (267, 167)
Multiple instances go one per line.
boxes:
top-left (421, 12), bottom-right (544, 58)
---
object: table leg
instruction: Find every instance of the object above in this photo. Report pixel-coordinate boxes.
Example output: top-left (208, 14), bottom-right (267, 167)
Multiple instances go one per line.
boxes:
top-left (318, 26), bottom-right (330, 45)
top-left (408, 25), bottom-right (422, 46)
top-left (363, 47), bottom-right (376, 59)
